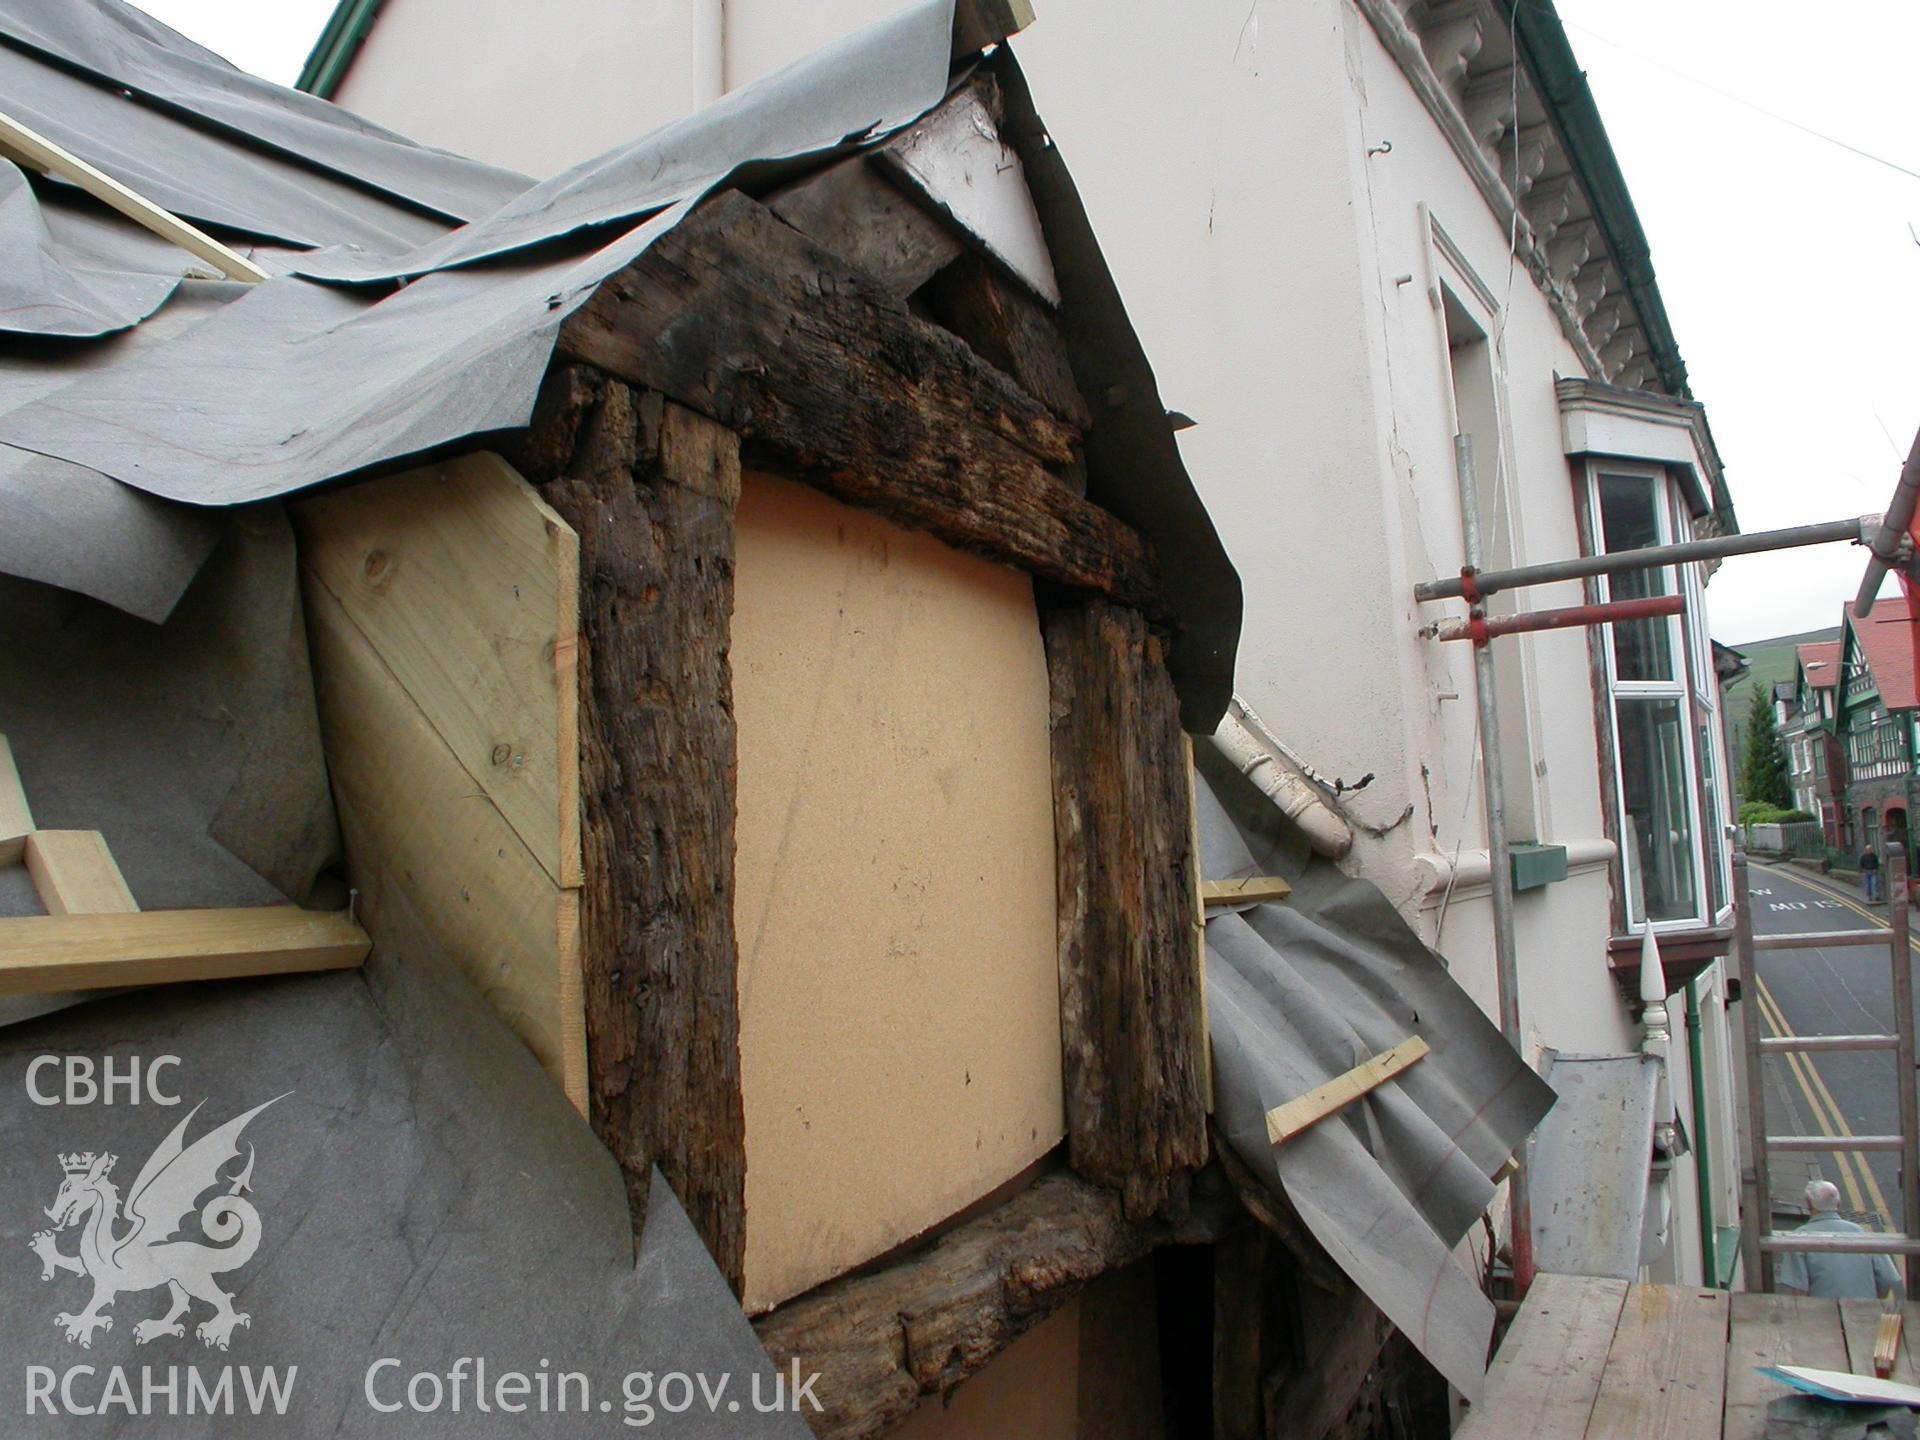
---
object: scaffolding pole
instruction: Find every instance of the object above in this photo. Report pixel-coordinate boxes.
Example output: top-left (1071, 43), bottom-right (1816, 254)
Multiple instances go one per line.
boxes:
top-left (1451, 433), bottom-right (1535, 1294)
top-left (1413, 516), bottom-right (1877, 604)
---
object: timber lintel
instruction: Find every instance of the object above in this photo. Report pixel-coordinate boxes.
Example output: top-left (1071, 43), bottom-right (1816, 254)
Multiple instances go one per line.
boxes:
top-left (556, 188), bottom-right (1162, 615)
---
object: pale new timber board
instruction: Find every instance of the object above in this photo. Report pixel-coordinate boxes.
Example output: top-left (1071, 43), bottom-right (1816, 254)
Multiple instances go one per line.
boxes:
top-left (292, 452), bottom-right (581, 890)
top-left (1455, 1273), bottom-right (1626, 1439)
top-left (1265, 1037), bottom-right (1429, 1145)
top-left (0, 732), bottom-right (31, 862)
top-left (303, 573), bottom-right (586, 1111)
top-left (1841, 1298), bottom-right (1920, 1384)
top-left (24, 831), bottom-right (137, 916)
top-left (1584, 1284), bottom-right (1730, 1438)
top-left (1202, 876), bottom-right (1293, 906)
top-left (0, 909), bottom-right (366, 994)
top-left (1723, 1293), bottom-right (1847, 1440)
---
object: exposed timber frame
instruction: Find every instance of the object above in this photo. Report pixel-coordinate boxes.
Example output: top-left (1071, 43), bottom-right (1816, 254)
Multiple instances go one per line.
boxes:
top-left (492, 74), bottom-right (1210, 1428)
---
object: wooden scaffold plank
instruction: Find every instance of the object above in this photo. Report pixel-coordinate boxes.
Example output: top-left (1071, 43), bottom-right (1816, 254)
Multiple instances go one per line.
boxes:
top-left (1456, 1273), bottom-right (1627, 1439)
top-left (1584, 1284), bottom-right (1730, 1440)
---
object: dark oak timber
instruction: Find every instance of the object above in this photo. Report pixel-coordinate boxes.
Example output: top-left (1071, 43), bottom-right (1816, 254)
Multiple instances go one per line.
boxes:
top-left (1044, 599), bottom-right (1209, 1218)
top-left (533, 373), bottom-right (748, 1292)
top-left (754, 1170), bottom-right (1200, 1440)
top-left (557, 188), bottom-right (1161, 613)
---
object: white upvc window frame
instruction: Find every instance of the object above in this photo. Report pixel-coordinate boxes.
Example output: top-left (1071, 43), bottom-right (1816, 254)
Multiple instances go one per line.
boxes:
top-left (1585, 460), bottom-right (1724, 931)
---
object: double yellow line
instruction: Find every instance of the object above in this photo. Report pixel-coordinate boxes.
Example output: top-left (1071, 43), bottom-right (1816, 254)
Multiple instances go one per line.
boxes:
top-left (1751, 866), bottom-right (1902, 1235)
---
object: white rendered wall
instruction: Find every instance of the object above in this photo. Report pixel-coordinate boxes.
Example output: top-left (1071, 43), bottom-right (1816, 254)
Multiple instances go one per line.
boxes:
top-left (333, 0), bottom-right (724, 178)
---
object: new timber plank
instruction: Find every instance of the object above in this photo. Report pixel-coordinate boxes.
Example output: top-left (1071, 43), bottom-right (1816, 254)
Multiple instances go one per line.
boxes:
top-left (1455, 1273), bottom-right (1626, 1439)
top-left (0, 908), bottom-right (366, 994)
top-left (1724, 1293), bottom-right (1847, 1439)
top-left (1202, 876), bottom-right (1293, 907)
top-left (1584, 1284), bottom-right (1730, 1439)
top-left (303, 572), bottom-right (586, 1110)
top-left (0, 732), bottom-right (31, 863)
top-left (23, 831), bottom-right (137, 915)
top-left (1841, 1298), bottom-right (1920, 1384)
top-left (1265, 1038), bottom-right (1429, 1146)
top-left (293, 452), bottom-right (581, 890)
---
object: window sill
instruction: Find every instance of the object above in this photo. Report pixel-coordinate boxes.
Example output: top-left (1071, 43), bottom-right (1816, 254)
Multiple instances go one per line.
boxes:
top-left (1606, 925), bottom-right (1731, 993)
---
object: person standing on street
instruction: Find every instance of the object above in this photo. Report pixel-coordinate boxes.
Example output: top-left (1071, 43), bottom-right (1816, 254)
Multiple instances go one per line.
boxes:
top-left (1776, 1181), bottom-right (1902, 1299)
top-left (1861, 846), bottom-right (1883, 903)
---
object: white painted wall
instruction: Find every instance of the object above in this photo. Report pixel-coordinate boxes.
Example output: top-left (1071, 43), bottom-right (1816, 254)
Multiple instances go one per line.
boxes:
top-left (328, 0), bottom-right (1744, 1282)
top-left (335, 0), bottom-right (724, 178)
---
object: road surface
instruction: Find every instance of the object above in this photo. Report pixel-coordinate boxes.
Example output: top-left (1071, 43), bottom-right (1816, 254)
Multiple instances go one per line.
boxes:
top-left (1747, 861), bottom-right (1911, 1232)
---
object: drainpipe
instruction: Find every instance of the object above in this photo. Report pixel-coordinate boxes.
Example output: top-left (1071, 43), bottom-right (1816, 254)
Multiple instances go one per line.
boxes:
top-left (1453, 433), bottom-right (1535, 1293)
top-left (1210, 701), bottom-right (1354, 860)
top-left (1684, 978), bottom-right (1718, 1286)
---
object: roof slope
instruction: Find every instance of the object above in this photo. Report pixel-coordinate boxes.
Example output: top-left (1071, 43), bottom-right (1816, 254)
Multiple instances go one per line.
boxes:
top-left (1798, 639), bottom-right (1842, 691)
top-left (1850, 594), bottom-right (1920, 711)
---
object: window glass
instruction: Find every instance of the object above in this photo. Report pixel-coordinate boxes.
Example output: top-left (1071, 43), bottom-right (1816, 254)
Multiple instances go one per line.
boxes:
top-left (1597, 475), bottom-right (1674, 681)
top-left (1618, 697), bottom-right (1698, 922)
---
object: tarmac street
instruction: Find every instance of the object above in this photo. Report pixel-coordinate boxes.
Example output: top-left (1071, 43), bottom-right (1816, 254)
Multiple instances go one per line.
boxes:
top-left (1747, 861), bottom-right (1913, 1237)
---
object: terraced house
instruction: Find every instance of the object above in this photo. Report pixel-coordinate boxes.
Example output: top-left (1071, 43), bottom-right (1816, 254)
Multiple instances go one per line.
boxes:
top-left (1778, 640), bottom-right (1842, 842)
top-left (1835, 594), bottom-right (1920, 857)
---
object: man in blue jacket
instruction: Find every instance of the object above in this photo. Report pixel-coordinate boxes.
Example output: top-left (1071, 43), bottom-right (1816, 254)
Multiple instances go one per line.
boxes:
top-left (1777, 1181), bottom-right (1902, 1299)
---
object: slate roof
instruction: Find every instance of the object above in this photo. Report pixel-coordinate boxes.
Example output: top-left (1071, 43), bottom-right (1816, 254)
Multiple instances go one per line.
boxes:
top-left (1797, 640), bottom-right (1841, 691)
top-left (1850, 594), bottom-right (1920, 711)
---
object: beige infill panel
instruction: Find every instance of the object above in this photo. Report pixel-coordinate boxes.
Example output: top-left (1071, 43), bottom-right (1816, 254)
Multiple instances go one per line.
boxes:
top-left (733, 472), bottom-right (1065, 1313)
top-left (294, 453), bottom-right (586, 1110)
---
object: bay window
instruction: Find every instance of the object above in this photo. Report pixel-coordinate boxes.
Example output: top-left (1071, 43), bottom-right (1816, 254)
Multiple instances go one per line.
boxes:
top-left (1585, 462), bottom-right (1729, 930)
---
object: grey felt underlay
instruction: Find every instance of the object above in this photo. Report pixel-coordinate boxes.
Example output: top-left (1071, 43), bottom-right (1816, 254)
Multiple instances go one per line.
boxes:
top-left (0, 0), bottom-right (530, 233)
top-left (0, 882), bottom-right (808, 1438)
top-left (0, 0), bottom-right (1241, 723)
top-left (1196, 746), bottom-right (1557, 1404)
top-left (0, 507), bottom-right (338, 919)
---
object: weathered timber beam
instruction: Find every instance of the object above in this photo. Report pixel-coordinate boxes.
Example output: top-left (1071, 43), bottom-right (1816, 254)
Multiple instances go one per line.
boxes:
top-left (533, 373), bottom-right (748, 1292)
top-left (557, 188), bottom-right (1162, 613)
top-left (921, 249), bottom-right (1091, 430)
top-left (753, 1170), bottom-right (1183, 1440)
top-left (1045, 599), bottom-right (1208, 1218)
top-left (767, 153), bottom-right (963, 301)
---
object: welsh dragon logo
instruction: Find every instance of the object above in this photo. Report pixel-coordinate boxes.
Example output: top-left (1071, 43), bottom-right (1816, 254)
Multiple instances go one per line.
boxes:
top-left (28, 1096), bottom-right (284, 1351)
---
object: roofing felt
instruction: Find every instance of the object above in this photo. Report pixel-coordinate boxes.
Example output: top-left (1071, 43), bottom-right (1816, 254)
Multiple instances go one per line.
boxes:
top-left (1851, 594), bottom-right (1920, 711)
top-left (0, 0), bottom-right (1241, 724)
top-left (1196, 746), bottom-right (1555, 1403)
top-left (0, 888), bottom-right (810, 1438)
top-left (1798, 640), bottom-right (1842, 690)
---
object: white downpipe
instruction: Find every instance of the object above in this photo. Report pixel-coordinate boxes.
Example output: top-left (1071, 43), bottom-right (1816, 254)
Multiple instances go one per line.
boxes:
top-left (1210, 699), bottom-right (1354, 860)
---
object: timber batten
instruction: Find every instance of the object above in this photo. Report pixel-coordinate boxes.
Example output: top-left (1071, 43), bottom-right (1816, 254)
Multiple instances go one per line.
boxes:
top-left (532, 373), bottom-right (749, 1292)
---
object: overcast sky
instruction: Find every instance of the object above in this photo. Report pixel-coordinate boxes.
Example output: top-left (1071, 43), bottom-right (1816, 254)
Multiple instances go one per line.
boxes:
top-left (131, 0), bottom-right (1920, 648)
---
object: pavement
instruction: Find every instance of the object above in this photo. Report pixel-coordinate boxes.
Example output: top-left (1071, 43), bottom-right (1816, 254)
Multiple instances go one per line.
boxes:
top-left (1746, 861), bottom-right (1913, 1234)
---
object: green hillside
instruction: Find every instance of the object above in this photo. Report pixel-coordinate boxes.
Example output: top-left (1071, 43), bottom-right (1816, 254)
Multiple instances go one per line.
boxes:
top-left (1724, 625), bottom-right (1840, 753)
